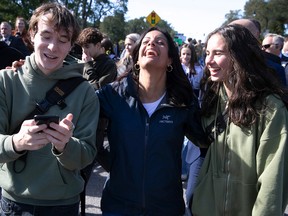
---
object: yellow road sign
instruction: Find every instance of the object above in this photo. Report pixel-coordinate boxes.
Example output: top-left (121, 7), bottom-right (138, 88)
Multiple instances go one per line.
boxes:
top-left (146, 10), bottom-right (161, 27)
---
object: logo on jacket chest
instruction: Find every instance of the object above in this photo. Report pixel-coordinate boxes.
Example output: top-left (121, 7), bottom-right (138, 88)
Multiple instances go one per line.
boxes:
top-left (159, 115), bottom-right (173, 124)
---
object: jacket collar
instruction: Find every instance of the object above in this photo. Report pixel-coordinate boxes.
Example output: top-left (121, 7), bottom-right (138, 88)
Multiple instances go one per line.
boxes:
top-left (124, 73), bottom-right (171, 108)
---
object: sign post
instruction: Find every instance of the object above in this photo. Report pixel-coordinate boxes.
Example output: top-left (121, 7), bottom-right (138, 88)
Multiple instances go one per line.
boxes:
top-left (146, 10), bottom-right (161, 27)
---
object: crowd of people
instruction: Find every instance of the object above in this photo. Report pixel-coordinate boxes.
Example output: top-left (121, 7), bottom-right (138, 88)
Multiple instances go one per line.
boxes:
top-left (0, 2), bottom-right (288, 216)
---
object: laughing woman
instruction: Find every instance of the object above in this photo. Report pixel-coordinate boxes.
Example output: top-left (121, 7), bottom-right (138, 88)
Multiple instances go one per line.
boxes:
top-left (97, 27), bottom-right (209, 216)
top-left (192, 24), bottom-right (288, 216)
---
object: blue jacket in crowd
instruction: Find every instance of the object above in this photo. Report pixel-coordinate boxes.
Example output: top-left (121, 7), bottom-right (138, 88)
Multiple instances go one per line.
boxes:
top-left (97, 74), bottom-right (207, 215)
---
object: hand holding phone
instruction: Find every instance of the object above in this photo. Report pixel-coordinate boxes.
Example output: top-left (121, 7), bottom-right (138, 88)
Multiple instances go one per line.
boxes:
top-left (34, 115), bottom-right (60, 128)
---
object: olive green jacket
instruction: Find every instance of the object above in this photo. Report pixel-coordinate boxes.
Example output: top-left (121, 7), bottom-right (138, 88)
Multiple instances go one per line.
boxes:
top-left (193, 92), bottom-right (288, 216)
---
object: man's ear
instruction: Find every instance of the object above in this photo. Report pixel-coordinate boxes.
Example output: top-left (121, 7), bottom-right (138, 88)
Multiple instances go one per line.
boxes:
top-left (30, 30), bottom-right (35, 43)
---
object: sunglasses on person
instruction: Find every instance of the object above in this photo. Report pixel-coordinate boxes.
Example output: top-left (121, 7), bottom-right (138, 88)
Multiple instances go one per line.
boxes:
top-left (262, 43), bottom-right (278, 49)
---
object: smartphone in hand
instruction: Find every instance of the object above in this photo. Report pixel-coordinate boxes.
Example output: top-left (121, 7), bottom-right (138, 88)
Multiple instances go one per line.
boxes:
top-left (34, 115), bottom-right (60, 128)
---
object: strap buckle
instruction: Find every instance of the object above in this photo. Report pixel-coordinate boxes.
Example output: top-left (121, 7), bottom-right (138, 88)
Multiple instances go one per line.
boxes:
top-left (36, 99), bottom-right (52, 113)
top-left (57, 99), bottom-right (67, 110)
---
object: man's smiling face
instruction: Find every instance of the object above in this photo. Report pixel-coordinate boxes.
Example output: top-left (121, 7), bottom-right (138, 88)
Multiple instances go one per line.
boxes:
top-left (31, 13), bottom-right (72, 75)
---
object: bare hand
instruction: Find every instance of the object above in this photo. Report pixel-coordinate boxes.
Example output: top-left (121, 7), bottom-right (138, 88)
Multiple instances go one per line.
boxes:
top-left (6, 59), bottom-right (25, 72)
top-left (43, 113), bottom-right (75, 153)
top-left (12, 119), bottom-right (49, 152)
top-left (82, 52), bottom-right (92, 62)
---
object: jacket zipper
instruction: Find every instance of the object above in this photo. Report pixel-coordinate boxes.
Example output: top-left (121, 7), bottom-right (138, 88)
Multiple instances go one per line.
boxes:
top-left (223, 119), bottom-right (230, 216)
top-left (224, 148), bottom-right (231, 216)
top-left (142, 117), bottom-right (150, 210)
top-left (140, 98), bottom-right (170, 211)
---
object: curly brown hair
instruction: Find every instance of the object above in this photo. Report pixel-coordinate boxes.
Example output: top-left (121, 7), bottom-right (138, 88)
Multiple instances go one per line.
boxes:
top-left (77, 27), bottom-right (103, 47)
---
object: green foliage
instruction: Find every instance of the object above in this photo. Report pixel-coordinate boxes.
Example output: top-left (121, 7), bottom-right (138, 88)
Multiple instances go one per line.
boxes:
top-left (223, 10), bottom-right (243, 26)
top-left (0, 0), bottom-right (128, 29)
top-left (156, 20), bottom-right (176, 37)
top-left (124, 17), bottom-right (176, 39)
top-left (244, 0), bottom-right (288, 35)
top-left (125, 17), bottom-right (150, 35)
top-left (0, 0), bottom-right (46, 24)
top-left (60, 0), bottom-right (127, 28)
top-left (223, 0), bottom-right (288, 35)
top-left (100, 11), bottom-right (126, 43)
top-left (0, 0), bottom-right (177, 45)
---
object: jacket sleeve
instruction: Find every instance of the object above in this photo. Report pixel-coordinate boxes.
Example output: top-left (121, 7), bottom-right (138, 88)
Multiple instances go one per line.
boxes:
top-left (185, 98), bottom-right (210, 148)
top-left (13, 37), bottom-right (30, 56)
top-left (83, 60), bottom-right (117, 90)
top-left (252, 102), bottom-right (288, 216)
top-left (98, 61), bottom-right (117, 89)
top-left (0, 69), bottom-right (26, 163)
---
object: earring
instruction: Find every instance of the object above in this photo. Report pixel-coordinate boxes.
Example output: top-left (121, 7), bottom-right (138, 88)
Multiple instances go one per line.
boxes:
top-left (167, 64), bottom-right (173, 72)
top-left (134, 62), bottom-right (140, 71)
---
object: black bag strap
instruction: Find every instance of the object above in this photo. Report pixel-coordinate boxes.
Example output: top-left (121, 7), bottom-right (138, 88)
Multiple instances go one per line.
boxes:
top-left (36, 77), bottom-right (86, 113)
top-left (205, 109), bottom-right (228, 144)
top-left (13, 76), bottom-right (85, 173)
top-left (13, 77), bottom-right (85, 134)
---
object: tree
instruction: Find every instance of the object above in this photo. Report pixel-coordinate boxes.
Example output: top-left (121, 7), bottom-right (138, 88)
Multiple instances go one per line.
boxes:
top-left (0, 0), bottom-right (178, 46)
top-left (221, 0), bottom-right (288, 35)
top-left (0, 0), bottom-right (128, 29)
top-left (0, 0), bottom-right (46, 24)
top-left (124, 17), bottom-right (175, 38)
top-left (100, 11), bottom-right (126, 43)
top-left (63, 0), bottom-right (128, 28)
top-left (125, 17), bottom-right (149, 36)
top-left (223, 10), bottom-right (243, 26)
top-left (244, 0), bottom-right (288, 35)
top-left (155, 20), bottom-right (176, 37)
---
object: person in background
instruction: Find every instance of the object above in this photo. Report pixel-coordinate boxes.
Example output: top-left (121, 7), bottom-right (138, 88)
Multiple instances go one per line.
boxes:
top-left (283, 35), bottom-right (288, 57)
top-left (230, 18), bottom-right (261, 40)
top-left (262, 33), bottom-right (287, 85)
top-left (180, 43), bottom-right (204, 97)
top-left (179, 42), bottom-right (205, 216)
top-left (283, 36), bottom-right (288, 84)
top-left (230, 19), bottom-right (287, 86)
top-left (286, 62), bottom-right (288, 87)
top-left (14, 16), bottom-right (34, 53)
top-left (0, 21), bottom-right (30, 56)
top-left (179, 43), bottom-right (194, 182)
top-left (77, 27), bottom-right (117, 90)
top-left (262, 33), bottom-right (288, 65)
top-left (192, 24), bottom-right (288, 216)
top-left (194, 39), bottom-right (204, 65)
top-left (97, 26), bottom-right (209, 215)
top-left (0, 3), bottom-right (99, 215)
top-left (101, 37), bottom-right (119, 62)
top-left (77, 27), bottom-right (117, 205)
top-left (117, 33), bottom-right (140, 77)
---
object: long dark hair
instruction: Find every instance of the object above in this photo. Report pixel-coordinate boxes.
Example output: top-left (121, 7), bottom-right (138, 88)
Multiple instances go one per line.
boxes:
top-left (201, 24), bottom-right (288, 127)
top-left (130, 26), bottom-right (194, 106)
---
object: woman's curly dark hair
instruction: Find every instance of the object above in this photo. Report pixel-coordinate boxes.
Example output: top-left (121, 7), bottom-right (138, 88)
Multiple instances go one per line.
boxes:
top-left (130, 26), bottom-right (195, 107)
top-left (201, 24), bottom-right (288, 127)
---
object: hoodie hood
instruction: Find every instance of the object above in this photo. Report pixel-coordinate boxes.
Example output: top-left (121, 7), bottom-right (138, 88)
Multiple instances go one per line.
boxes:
top-left (27, 53), bottom-right (84, 80)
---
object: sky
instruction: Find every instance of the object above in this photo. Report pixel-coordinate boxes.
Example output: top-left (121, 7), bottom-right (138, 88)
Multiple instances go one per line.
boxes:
top-left (125, 0), bottom-right (248, 42)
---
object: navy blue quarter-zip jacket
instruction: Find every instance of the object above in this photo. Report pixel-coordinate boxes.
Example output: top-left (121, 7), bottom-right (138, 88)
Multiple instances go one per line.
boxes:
top-left (97, 74), bottom-right (206, 216)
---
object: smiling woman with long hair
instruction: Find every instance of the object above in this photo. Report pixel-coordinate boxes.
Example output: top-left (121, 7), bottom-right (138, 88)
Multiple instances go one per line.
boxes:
top-left (192, 24), bottom-right (288, 216)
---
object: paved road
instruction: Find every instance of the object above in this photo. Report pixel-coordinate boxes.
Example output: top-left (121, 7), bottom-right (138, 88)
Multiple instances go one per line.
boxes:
top-left (82, 163), bottom-right (108, 215)
top-left (82, 163), bottom-right (288, 216)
